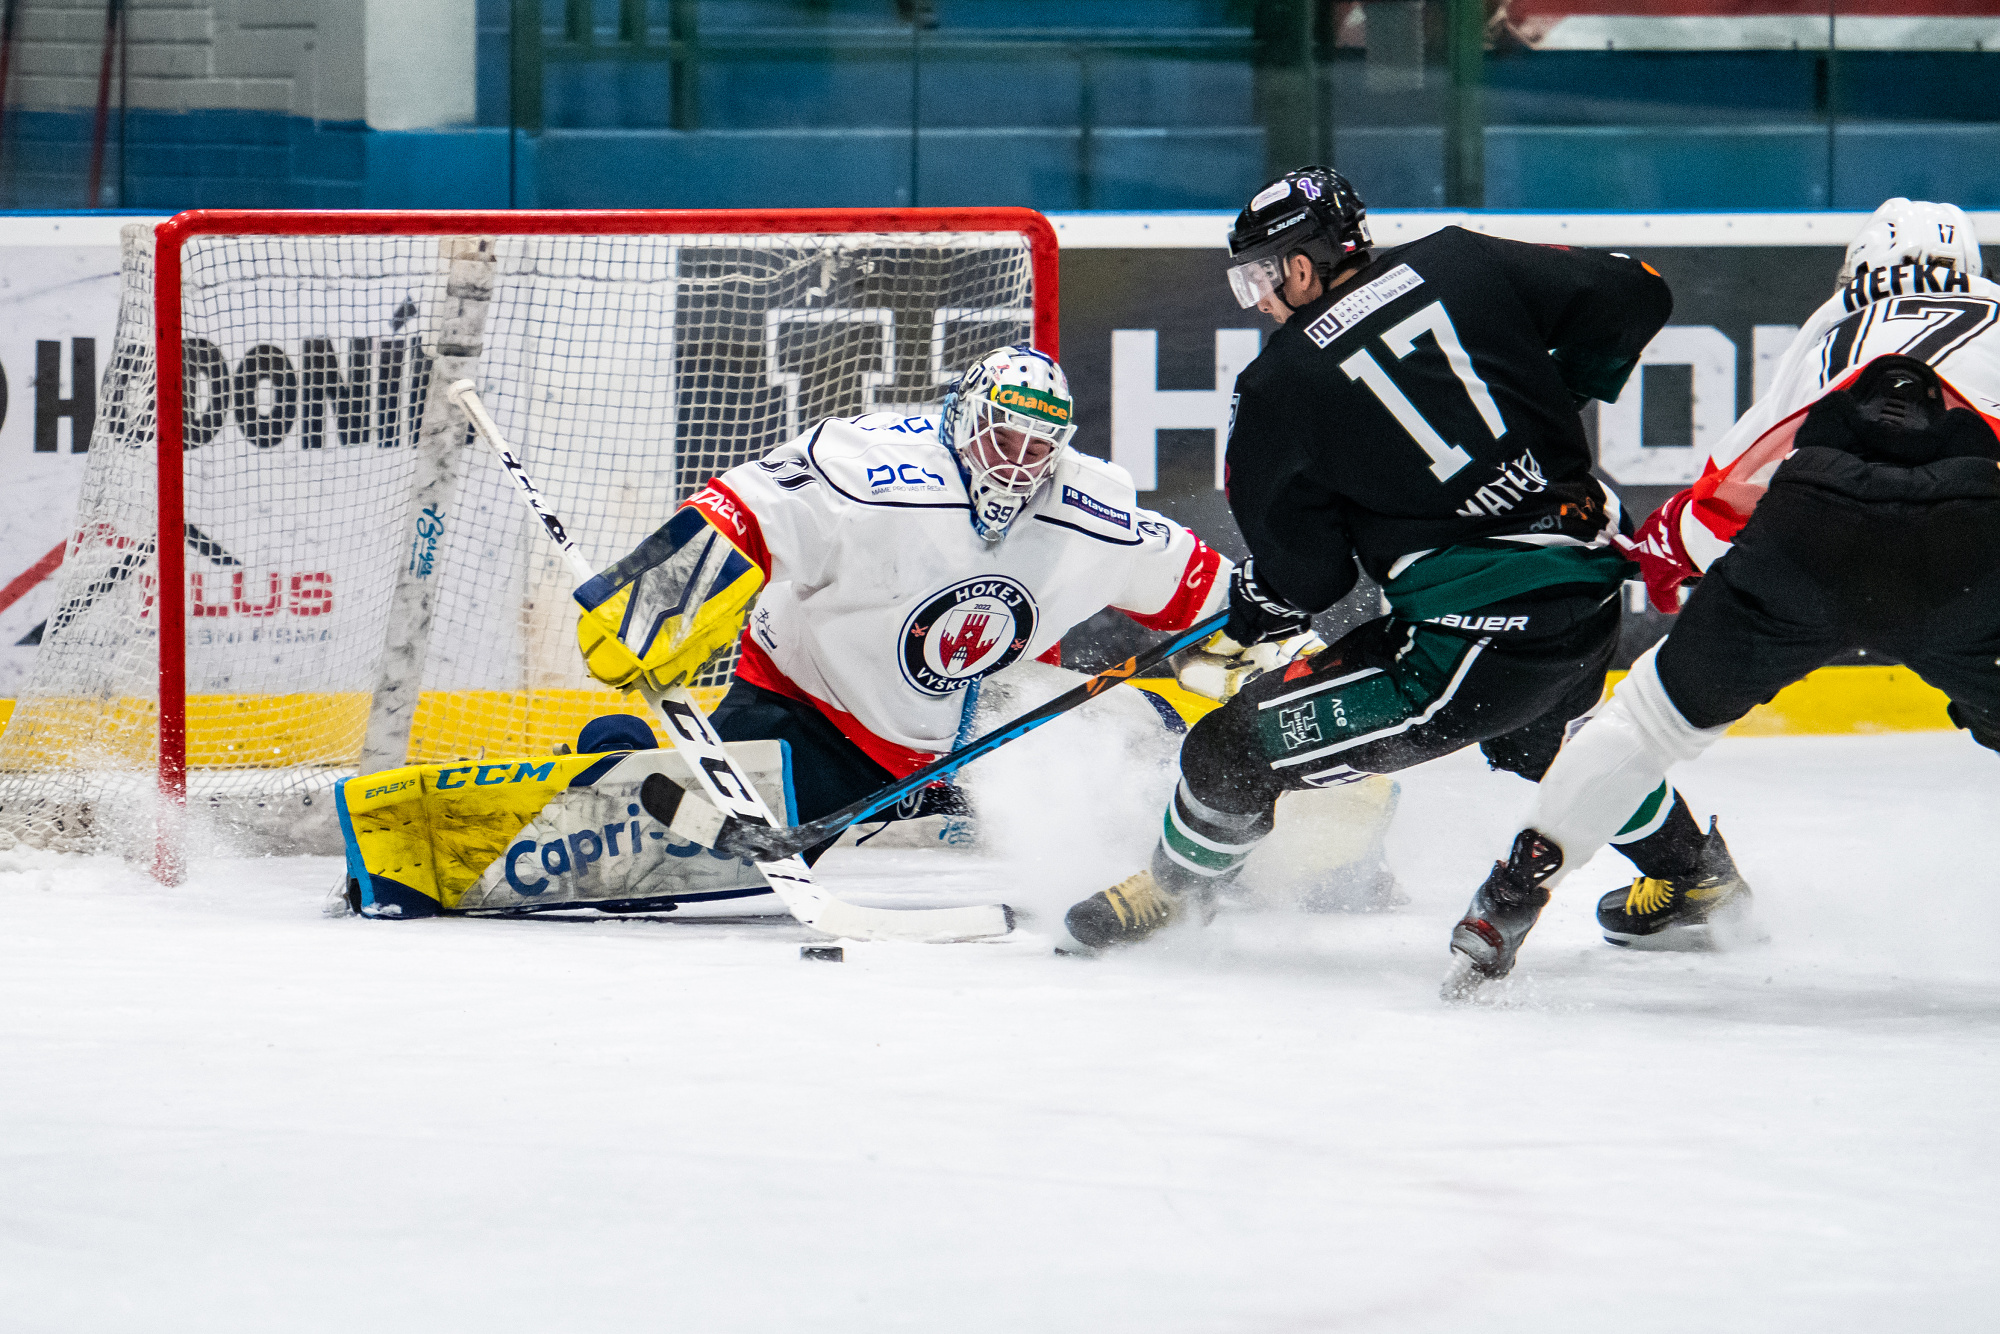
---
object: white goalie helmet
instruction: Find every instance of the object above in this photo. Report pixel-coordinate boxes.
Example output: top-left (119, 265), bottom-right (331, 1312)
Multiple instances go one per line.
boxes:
top-left (1843, 198), bottom-right (1985, 284)
top-left (939, 344), bottom-right (1077, 541)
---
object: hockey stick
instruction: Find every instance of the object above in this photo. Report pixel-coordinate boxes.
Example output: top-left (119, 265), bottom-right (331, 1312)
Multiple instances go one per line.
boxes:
top-left (446, 379), bottom-right (1013, 943)
top-left (646, 608), bottom-right (1229, 864)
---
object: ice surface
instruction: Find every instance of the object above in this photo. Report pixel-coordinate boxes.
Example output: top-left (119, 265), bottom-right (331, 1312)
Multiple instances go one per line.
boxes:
top-left (3, 733), bottom-right (1997, 1333)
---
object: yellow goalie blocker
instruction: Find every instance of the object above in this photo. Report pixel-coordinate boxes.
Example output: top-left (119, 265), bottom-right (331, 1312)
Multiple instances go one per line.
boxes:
top-left (574, 506), bottom-right (765, 690)
top-left (332, 735), bottom-right (796, 918)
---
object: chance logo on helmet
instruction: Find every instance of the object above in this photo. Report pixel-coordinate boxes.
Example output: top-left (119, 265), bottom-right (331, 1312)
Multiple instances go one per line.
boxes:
top-left (988, 383), bottom-right (1072, 424)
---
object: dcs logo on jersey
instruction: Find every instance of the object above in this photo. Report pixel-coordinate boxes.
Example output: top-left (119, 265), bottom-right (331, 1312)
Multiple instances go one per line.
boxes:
top-left (899, 576), bottom-right (1039, 696)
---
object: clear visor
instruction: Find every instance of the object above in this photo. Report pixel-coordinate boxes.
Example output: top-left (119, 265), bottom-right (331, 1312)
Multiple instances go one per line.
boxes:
top-left (964, 397), bottom-right (1074, 495)
top-left (1226, 255), bottom-right (1286, 309)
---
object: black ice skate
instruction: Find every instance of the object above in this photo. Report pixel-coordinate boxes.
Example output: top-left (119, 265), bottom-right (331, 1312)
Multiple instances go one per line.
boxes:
top-left (1597, 818), bottom-right (1760, 950)
top-left (1441, 829), bottom-right (1562, 1001)
top-left (1064, 870), bottom-right (1190, 950)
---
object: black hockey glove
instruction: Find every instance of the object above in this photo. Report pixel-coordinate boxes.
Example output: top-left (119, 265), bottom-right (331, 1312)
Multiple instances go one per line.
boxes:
top-left (1223, 559), bottom-right (1312, 647)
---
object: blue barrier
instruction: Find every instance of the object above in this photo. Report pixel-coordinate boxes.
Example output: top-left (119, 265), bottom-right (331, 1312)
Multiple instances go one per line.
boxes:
top-left (4, 108), bottom-right (1995, 213)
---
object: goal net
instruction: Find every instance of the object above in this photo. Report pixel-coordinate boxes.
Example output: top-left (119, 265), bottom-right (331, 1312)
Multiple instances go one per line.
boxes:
top-left (0, 209), bottom-right (1056, 866)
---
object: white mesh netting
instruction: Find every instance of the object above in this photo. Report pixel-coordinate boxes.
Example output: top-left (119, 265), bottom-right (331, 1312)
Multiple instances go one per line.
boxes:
top-left (0, 222), bottom-right (1038, 855)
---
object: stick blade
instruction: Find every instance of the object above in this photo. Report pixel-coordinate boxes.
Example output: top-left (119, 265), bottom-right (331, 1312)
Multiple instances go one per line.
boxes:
top-left (800, 895), bottom-right (1015, 944)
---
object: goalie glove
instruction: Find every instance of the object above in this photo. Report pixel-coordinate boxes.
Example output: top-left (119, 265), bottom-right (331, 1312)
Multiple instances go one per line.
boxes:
top-left (574, 506), bottom-right (765, 691)
top-left (1174, 629), bottom-right (1327, 703)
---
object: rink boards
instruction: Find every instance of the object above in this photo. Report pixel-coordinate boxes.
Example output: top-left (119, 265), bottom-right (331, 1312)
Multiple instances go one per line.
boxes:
top-left (0, 668), bottom-right (1956, 771)
top-left (2, 210), bottom-right (1993, 761)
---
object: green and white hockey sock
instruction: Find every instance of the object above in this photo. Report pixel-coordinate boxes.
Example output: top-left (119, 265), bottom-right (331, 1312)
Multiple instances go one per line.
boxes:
top-left (1609, 785), bottom-right (1705, 880)
top-left (1151, 779), bottom-right (1273, 897)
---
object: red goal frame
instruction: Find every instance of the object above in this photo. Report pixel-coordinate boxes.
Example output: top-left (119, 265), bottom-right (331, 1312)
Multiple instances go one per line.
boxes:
top-left (147, 207), bottom-right (1061, 876)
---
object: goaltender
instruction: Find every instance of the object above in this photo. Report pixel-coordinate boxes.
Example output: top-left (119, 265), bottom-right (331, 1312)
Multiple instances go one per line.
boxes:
top-left (572, 345), bottom-right (1231, 863)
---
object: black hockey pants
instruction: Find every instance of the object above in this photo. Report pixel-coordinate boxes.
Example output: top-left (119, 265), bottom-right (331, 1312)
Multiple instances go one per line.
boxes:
top-left (1657, 446), bottom-right (2000, 753)
top-left (1197, 595), bottom-right (1620, 798)
top-left (1155, 592), bottom-right (1705, 891)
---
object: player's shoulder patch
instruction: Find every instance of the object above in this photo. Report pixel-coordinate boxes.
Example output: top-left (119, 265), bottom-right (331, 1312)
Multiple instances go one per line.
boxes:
top-left (1302, 262), bottom-right (1426, 350)
top-left (1030, 454), bottom-right (1144, 545)
top-left (1059, 484), bottom-right (1132, 530)
top-left (804, 415), bottom-right (965, 509)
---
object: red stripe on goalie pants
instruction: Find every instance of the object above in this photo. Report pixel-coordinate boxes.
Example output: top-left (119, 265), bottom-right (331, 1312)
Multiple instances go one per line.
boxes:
top-left (733, 633), bottom-right (938, 778)
top-left (0, 540), bottom-right (64, 617)
top-left (1121, 540), bottom-right (1224, 632)
top-left (684, 479), bottom-right (770, 574)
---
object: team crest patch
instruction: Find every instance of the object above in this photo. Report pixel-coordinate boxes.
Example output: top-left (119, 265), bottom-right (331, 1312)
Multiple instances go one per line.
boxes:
top-left (1276, 702), bottom-right (1323, 751)
top-left (1060, 485), bottom-right (1131, 529)
top-left (899, 576), bottom-right (1039, 697)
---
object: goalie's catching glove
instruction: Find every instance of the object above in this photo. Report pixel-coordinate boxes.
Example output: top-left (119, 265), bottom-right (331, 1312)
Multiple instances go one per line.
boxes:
top-left (574, 506), bottom-right (765, 691)
top-left (1224, 558), bottom-right (1313, 646)
top-left (1174, 628), bottom-right (1326, 703)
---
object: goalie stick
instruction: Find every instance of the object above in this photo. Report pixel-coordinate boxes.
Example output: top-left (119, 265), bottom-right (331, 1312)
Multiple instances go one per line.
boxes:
top-left (445, 379), bottom-right (1013, 944)
top-left (642, 607), bottom-right (1229, 864)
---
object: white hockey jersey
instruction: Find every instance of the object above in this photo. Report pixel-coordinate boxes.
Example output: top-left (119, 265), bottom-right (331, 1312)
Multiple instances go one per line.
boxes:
top-left (685, 413), bottom-right (1228, 774)
top-left (1678, 261), bottom-right (2000, 570)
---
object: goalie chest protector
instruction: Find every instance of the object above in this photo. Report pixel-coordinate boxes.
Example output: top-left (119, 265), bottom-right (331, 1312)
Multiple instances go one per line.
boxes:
top-left (695, 413), bottom-right (1223, 767)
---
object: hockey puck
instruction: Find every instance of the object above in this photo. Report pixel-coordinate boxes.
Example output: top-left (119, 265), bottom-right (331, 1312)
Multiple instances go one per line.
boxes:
top-left (800, 945), bottom-right (845, 963)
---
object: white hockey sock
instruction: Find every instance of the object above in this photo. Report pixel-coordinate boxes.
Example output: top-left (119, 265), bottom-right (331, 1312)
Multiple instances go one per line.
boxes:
top-left (1529, 643), bottom-right (1731, 887)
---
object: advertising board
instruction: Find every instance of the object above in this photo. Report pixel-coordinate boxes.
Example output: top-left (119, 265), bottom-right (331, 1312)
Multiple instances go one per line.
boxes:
top-left (1051, 210), bottom-right (1997, 669)
top-left (2, 210), bottom-right (1992, 697)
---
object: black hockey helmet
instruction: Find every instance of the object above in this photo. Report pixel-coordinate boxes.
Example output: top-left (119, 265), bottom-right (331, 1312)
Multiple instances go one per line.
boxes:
top-left (1225, 166), bottom-right (1371, 308)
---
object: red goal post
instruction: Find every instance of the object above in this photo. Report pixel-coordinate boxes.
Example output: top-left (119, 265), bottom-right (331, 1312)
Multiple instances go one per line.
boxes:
top-left (2, 207), bottom-right (1059, 874)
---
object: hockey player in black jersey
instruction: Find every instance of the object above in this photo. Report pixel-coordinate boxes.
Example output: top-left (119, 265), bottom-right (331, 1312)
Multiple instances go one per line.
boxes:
top-left (1063, 165), bottom-right (1749, 954)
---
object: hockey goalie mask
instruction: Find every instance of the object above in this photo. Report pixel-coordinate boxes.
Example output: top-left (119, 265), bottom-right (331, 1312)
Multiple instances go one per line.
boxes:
top-left (940, 345), bottom-right (1076, 542)
top-left (1842, 198), bottom-right (1985, 285)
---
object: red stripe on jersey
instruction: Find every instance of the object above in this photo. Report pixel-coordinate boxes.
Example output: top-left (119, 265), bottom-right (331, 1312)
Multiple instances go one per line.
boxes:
top-left (685, 479), bottom-right (770, 574)
top-left (1687, 361), bottom-right (2000, 551)
top-left (733, 632), bottom-right (939, 778)
top-left (1121, 539), bottom-right (1223, 631)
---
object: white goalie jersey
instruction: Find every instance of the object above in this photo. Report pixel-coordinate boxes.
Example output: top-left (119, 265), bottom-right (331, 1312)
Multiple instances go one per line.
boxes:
top-left (685, 413), bottom-right (1229, 773)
